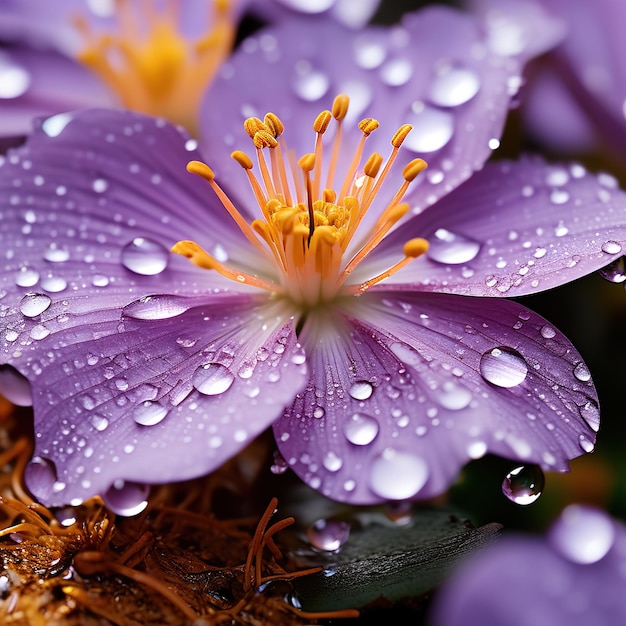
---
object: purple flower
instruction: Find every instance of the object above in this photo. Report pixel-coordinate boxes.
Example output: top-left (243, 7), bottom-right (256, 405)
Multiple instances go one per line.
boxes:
top-left (430, 505), bottom-right (626, 626)
top-left (473, 0), bottom-right (626, 156)
top-left (1, 8), bottom-right (625, 510)
top-left (0, 0), bottom-right (380, 138)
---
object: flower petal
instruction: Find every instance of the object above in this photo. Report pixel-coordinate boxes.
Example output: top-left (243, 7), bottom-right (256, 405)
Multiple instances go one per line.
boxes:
top-left (374, 158), bottom-right (626, 297)
top-left (0, 108), bottom-right (266, 365)
top-left (274, 291), bottom-right (597, 504)
top-left (201, 6), bottom-right (523, 221)
top-left (21, 294), bottom-right (306, 506)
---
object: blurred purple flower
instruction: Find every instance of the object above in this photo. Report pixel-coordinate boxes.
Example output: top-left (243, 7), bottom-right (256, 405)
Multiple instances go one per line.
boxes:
top-left (430, 505), bottom-right (626, 626)
top-left (0, 0), bottom-right (380, 137)
top-left (473, 0), bottom-right (626, 157)
top-left (1, 8), bottom-right (625, 510)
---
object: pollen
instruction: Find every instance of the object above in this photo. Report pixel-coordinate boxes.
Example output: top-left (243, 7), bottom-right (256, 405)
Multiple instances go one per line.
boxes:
top-left (173, 94), bottom-right (429, 308)
top-left (72, 0), bottom-right (235, 135)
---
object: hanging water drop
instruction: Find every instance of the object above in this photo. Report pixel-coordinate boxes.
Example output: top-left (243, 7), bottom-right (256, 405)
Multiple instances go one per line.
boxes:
top-left (343, 413), bottom-right (379, 446)
top-left (19, 292), bottom-right (52, 317)
top-left (121, 237), bottom-right (169, 276)
top-left (306, 518), bottom-right (350, 552)
top-left (479, 347), bottom-right (528, 388)
top-left (598, 256), bottom-right (626, 283)
top-left (368, 448), bottom-right (428, 500)
top-left (0, 365), bottom-right (32, 406)
top-left (192, 363), bottom-right (235, 396)
top-left (103, 481), bottom-right (149, 517)
top-left (427, 228), bottom-right (481, 264)
top-left (270, 450), bottom-right (289, 475)
top-left (579, 401), bottom-right (600, 432)
top-left (502, 465), bottom-right (544, 505)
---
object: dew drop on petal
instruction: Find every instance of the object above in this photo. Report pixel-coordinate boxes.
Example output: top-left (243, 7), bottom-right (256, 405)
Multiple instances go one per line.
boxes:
top-left (40, 275), bottom-right (67, 293)
top-left (580, 401), bottom-right (600, 433)
top-left (479, 347), bottom-right (528, 388)
top-left (323, 451), bottom-right (343, 472)
top-left (43, 245), bottom-right (70, 263)
top-left (132, 401), bottom-right (168, 426)
top-left (0, 54), bottom-right (30, 98)
top-left (548, 505), bottom-right (615, 564)
top-left (403, 102), bottom-right (454, 153)
top-left (103, 481), bottom-right (149, 517)
top-left (380, 58), bottom-right (413, 86)
top-left (598, 256), bottom-right (626, 283)
top-left (573, 362), bottom-right (591, 382)
top-left (579, 434), bottom-right (595, 453)
top-left (0, 365), bottom-right (32, 406)
top-left (192, 363), bottom-right (235, 396)
top-left (292, 66), bottom-right (330, 102)
top-left (123, 295), bottom-right (190, 320)
top-left (271, 450), bottom-right (289, 475)
top-left (434, 381), bottom-right (472, 410)
top-left (429, 65), bottom-right (480, 107)
top-left (15, 268), bottom-right (40, 287)
top-left (41, 112), bottom-right (74, 137)
top-left (90, 414), bottom-right (109, 432)
top-left (121, 237), bottom-right (169, 276)
top-left (369, 449), bottom-right (428, 500)
top-left (502, 465), bottom-right (544, 505)
top-left (306, 518), bottom-right (350, 552)
top-left (343, 413), bottom-right (379, 446)
top-left (540, 325), bottom-right (556, 339)
top-left (601, 241), bottom-right (622, 255)
top-left (349, 380), bottom-right (373, 400)
top-left (19, 292), bottom-right (51, 317)
top-left (427, 228), bottom-right (481, 264)
top-left (353, 36), bottom-right (386, 69)
top-left (24, 456), bottom-right (57, 494)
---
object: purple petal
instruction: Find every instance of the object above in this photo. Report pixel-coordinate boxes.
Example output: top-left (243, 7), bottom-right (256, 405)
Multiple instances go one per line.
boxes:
top-left (0, 108), bottom-right (268, 365)
top-left (372, 157), bottom-right (626, 297)
top-left (22, 295), bottom-right (307, 506)
top-left (431, 505), bottom-right (626, 626)
top-left (274, 291), bottom-right (596, 504)
top-left (201, 6), bottom-right (524, 225)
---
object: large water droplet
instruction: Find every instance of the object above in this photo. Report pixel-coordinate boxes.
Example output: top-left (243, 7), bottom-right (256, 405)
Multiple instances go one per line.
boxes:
top-left (429, 65), bottom-right (480, 107)
top-left (343, 413), bottom-right (379, 446)
top-left (579, 400), bottom-right (600, 433)
top-left (0, 54), bottom-right (30, 98)
top-left (24, 456), bottom-right (57, 495)
top-left (306, 518), bottom-right (350, 552)
top-left (192, 363), bottom-right (235, 396)
top-left (19, 292), bottom-right (52, 317)
top-left (123, 295), bottom-right (190, 320)
top-left (43, 244), bottom-right (70, 263)
top-left (90, 413), bottom-right (109, 432)
top-left (121, 237), bottom-right (169, 276)
top-left (573, 362), bottom-right (591, 382)
top-left (549, 505), bottom-right (615, 564)
top-left (103, 481), bottom-right (149, 517)
top-left (323, 451), bottom-right (343, 472)
top-left (41, 112), bottom-right (74, 137)
top-left (427, 228), bottom-right (481, 264)
top-left (403, 102), bottom-right (454, 153)
top-left (0, 365), bottom-right (32, 406)
top-left (479, 347), bottom-right (528, 388)
top-left (601, 240), bottom-right (622, 255)
top-left (349, 380), bottom-right (373, 400)
top-left (434, 381), bottom-right (472, 410)
top-left (502, 465), bottom-right (544, 505)
top-left (133, 401), bottom-right (168, 426)
top-left (599, 256), bottom-right (626, 283)
top-left (369, 449), bottom-right (428, 500)
top-left (15, 268), bottom-right (40, 288)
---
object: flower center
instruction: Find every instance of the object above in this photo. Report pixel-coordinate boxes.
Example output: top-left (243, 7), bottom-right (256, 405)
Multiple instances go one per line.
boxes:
top-left (73, 0), bottom-right (235, 135)
top-left (172, 94), bottom-right (429, 309)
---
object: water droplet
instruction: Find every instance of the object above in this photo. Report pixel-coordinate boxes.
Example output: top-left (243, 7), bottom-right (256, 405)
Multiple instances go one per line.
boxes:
top-left (599, 256), bottom-right (626, 283)
top-left (92, 178), bottom-right (109, 193)
top-left (41, 112), bottom-right (74, 137)
top-left (19, 292), bottom-right (51, 317)
top-left (271, 450), bottom-right (289, 475)
top-left (343, 413), bottom-right (379, 446)
top-left (192, 363), bottom-right (235, 396)
top-left (435, 381), bottom-right (472, 410)
top-left (429, 65), bottom-right (480, 107)
top-left (601, 240), bottom-right (623, 255)
top-left (368, 449), bottom-right (428, 500)
top-left (0, 365), bottom-right (32, 406)
top-left (427, 228), bottom-right (481, 264)
top-left (353, 36), bottom-right (386, 69)
top-left (15, 268), bottom-right (40, 287)
top-left (123, 295), bottom-right (190, 320)
top-left (292, 65), bottom-right (329, 102)
top-left (349, 380), bottom-right (373, 400)
top-left (40, 275), bottom-right (67, 293)
top-left (502, 465), bottom-right (544, 505)
top-left (306, 518), bottom-right (351, 552)
top-left (540, 325), bottom-right (556, 339)
top-left (403, 102), bottom-right (454, 153)
top-left (121, 237), bottom-right (169, 276)
top-left (90, 414), bottom-right (109, 431)
top-left (380, 58), bottom-right (413, 86)
top-left (580, 401), bottom-right (600, 432)
top-left (549, 505), bottom-right (615, 564)
top-left (579, 434), bottom-right (595, 453)
top-left (24, 456), bottom-right (57, 494)
top-left (480, 347), bottom-right (528, 388)
top-left (43, 245), bottom-right (70, 263)
top-left (323, 451), bottom-right (343, 472)
top-left (103, 481), bottom-right (149, 517)
top-left (573, 362), bottom-right (591, 382)
top-left (0, 54), bottom-right (30, 98)
top-left (133, 401), bottom-right (168, 426)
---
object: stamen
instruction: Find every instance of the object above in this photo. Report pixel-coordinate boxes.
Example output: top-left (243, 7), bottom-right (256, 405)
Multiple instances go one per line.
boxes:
top-left (326, 94), bottom-right (350, 190)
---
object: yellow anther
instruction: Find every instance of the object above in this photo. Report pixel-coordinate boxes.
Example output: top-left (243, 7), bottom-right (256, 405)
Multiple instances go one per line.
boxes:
top-left (387, 202), bottom-right (410, 224)
top-left (264, 112), bottom-right (284, 137)
top-left (391, 124), bottom-right (413, 148)
top-left (323, 188), bottom-right (336, 203)
top-left (244, 117), bottom-right (269, 138)
top-left (231, 150), bottom-right (253, 169)
top-left (253, 130), bottom-right (278, 149)
top-left (298, 153), bottom-right (316, 172)
top-left (403, 238), bottom-right (430, 257)
top-left (171, 240), bottom-right (217, 270)
top-left (363, 153), bottom-right (384, 178)
top-left (186, 160), bottom-right (215, 181)
top-left (358, 118), bottom-right (379, 137)
top-left (313, 110), bottom-right (332, 134)
top-left (402, 158), bottom-right (428, 181)
top-left (332, 94), bottom-right (350, 120)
